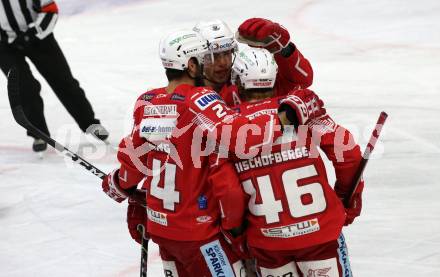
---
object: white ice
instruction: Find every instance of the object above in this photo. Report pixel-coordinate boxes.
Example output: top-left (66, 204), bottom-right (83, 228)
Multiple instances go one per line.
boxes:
top-left (1, 0), bottom-right (439, 276)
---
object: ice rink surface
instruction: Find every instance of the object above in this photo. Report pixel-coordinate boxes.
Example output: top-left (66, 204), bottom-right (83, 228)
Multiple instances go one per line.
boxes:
top-left (1, 0), bottom-right (440, 276)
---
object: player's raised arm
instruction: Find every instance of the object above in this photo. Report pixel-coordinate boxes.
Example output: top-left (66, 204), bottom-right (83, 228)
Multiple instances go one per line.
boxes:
top-left (237, 18), bottom-right (314, 92)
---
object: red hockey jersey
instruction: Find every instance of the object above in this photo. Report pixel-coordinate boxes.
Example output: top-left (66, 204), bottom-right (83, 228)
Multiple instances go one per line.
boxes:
top-left (220, 48), bottom-right (313, 106)
top-left (115, 84), bottom-right (282, 241)
top-left (228, 95), bottom-right (362, 251)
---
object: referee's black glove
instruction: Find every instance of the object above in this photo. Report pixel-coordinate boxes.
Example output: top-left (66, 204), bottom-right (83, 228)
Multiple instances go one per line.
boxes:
top-left (11, 28), bottom-right (38, 51)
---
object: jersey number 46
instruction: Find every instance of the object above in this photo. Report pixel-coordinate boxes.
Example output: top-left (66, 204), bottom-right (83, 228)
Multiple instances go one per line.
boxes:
top-left (242, 164), bottom-right (326, 224)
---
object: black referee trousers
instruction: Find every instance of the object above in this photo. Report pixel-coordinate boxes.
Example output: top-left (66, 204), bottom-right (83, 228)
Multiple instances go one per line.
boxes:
top-left (0, 34), bottom-right (99, 138)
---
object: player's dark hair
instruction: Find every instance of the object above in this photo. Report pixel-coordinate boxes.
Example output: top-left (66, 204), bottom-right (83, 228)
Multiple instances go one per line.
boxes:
top-left (165, 68), bottom-right (185, 81)
top-left (188, 57), bottom-right (205, 87)
top-left (165, 58), bottom-right (204, 85)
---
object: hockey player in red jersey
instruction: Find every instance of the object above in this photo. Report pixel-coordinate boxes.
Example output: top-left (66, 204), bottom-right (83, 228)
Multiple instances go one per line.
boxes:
top-left (220, 47), bottom-right (365, 277)
top-left (193, 18), bottom-right (313, 106)
top-left (123, 19), bottom-right (314, 258)
top-left (100, 29), bottom-right (299, 276)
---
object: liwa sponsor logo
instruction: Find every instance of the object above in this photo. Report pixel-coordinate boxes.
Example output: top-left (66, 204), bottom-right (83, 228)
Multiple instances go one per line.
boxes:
top-left (195, 93), bottom-right (223, 110)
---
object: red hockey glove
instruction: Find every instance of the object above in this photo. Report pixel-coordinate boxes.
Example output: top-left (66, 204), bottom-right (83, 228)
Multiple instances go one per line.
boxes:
top-left (237, 18), bottom-right (290, 53)
top-left (278, 89), bottom-right (326, 127)
top-left (127, 196), bottom-right (149, 244)
top-left (222, 228), bottom-right (250, 260)
top-left (102, 169), bottom-right (129, 203)
top-left (343, 181), bottom-right (364, 226)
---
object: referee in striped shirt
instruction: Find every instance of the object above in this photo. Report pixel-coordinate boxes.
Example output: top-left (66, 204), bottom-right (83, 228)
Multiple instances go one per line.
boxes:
top-left (0, 0), bottom-right (108, 152)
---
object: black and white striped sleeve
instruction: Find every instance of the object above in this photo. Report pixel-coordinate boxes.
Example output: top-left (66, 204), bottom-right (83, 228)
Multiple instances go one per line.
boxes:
top-left (30, 0), bottom-right (58, 39)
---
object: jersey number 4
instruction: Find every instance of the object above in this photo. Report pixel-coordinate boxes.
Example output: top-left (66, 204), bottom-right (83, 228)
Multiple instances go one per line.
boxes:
top-left (150, 159), bottom-right (180, 211)
top-left (242, 164), bottom-right (326, 224)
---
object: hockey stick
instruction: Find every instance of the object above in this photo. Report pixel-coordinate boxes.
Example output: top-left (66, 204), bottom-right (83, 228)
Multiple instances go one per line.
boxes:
top-left (7, 68), bottom-right (106, 179)
top-left (9, 67), bottom-right (142, 200)
top-left (8, 67), bottom-right (149, 274)
top-left (344, 111), bottom-right (388, 207)
top-left (137, 225), bottom-right (149, 277)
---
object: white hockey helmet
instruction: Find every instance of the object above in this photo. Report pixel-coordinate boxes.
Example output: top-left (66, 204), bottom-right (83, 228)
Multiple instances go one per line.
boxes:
top-left (193, 20), bottom-right (237, 54)
top-left (159, 29), bottom-right (209, 70)
top-left (232, 47), bottom-right (278, 89)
